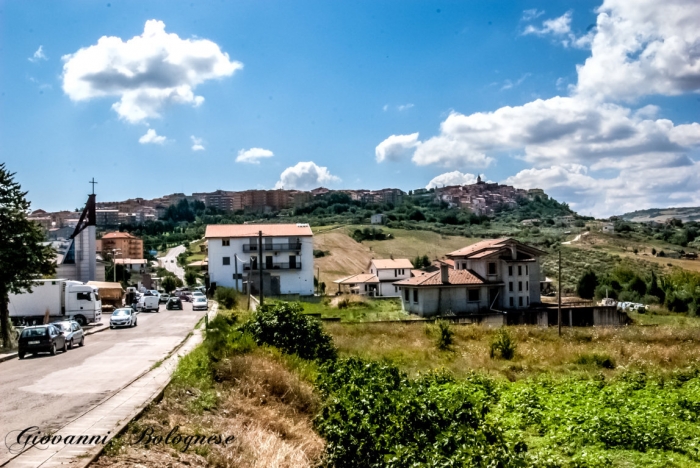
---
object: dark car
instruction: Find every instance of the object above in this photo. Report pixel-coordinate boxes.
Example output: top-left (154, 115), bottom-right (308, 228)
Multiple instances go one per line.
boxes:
top-left (166, 297), bottom-right (183, 310)
top-left (18, 324), bottom-right (67, 359)
top-left (52, 320), bottom-right (85, 349)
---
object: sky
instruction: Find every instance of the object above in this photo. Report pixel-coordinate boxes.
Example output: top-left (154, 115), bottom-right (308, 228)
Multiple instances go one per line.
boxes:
top-left (1, 0), bottom-right (699, 217)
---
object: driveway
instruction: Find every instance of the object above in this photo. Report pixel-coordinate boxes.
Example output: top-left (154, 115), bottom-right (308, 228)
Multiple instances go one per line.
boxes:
top-left (0, 302), bottom-right (206, 466)
top-left (159, 245), bottom-right (186, 280)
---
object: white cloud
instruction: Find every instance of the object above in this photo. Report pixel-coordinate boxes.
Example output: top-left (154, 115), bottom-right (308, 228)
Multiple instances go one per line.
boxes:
top-left (397, 103), bottom-right (414, 111)
top-left (575, 0), bottom-right (700, 101)
top-left (375, 133), bottom-right (421, 163)
top-left (501, 73), bottom-right (531, 91)
top-left (191, 136), bottom-right (205, 151)
top-left (524, 11), bottom-right (572, 36)
top-left (426, 171), bottom-right (479, 189)
top-left (236, 147), bottom-right (274, 164)
top-left (382, 104), bottom-right (389, 112)
top-left (28, 46), bottom-right (47, 62)
top-left (522, 9), bottom-right (545, 21)
top-left (138, 129), bottom-right (167, 144)
top-left (275, 162), bottom-right (340, 190)
top-left (61, 20), bottom-right (242, 123)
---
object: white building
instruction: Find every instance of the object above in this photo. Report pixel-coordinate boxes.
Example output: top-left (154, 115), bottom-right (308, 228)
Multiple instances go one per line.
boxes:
top-left (602, 223), bottom-right (615, 234)
top-left (370, 213), bottom-right (386, 225)
top-left (395, 238), bottom-right (543, 316)
top-left (205, 224), bottom-right (314, 296)
top-left (368, 258), bottom-right (412, 296)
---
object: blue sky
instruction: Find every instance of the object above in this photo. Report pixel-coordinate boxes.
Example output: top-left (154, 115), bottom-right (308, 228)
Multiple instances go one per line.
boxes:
top-left (1, 0), bottom-right (699, 216)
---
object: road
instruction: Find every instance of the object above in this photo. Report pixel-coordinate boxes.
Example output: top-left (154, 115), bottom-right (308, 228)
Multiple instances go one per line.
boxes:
top-left (0, 302), bottom-right (206, 465)
top-left (159, 245), bottom-right (186, 280)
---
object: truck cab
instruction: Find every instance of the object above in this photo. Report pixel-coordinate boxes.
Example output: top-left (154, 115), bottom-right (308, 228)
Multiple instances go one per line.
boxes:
top-left (64, 282), bottom-right (102, 325)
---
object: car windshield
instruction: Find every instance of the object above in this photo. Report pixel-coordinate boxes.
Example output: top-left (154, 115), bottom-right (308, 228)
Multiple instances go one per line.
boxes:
top-left (113, 309), bottom-right (131, 316)
top-left (54, 322), bottom-right (71, 331)
top-left (196, 297), bottom-right (206, 302)
top-left (21, 327), bottom-right (47, 337)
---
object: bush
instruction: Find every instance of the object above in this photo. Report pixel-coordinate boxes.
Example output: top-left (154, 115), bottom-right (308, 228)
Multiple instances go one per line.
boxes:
top-left (577, 270), bottom-right (598, 299)
top-left (241, 301), bottom-right (337, 361)
top-left (490, 329), bottom-right (516, 360)
top-left (315, 358), bottom-right (526, 468)
top-left (574, 353), bottom-right (616, 369)
top-left (214, 287), bottom-right (240, 309)
top-left (313, 249), bottom-right (326, 258)
top-left (435, 320), bottom-right (454, 350)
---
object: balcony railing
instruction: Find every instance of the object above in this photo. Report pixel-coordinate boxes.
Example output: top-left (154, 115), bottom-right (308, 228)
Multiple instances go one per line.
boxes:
top-left (242, 242), bottom-right (302, 252)
top-left (243, 262), bottom-right (302, 271)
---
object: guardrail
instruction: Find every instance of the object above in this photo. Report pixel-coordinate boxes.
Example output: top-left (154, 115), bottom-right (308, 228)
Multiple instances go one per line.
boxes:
top-left (242, 243), bottom-right (302, 252)
top-left (242, 262), bottom-right (302, 271)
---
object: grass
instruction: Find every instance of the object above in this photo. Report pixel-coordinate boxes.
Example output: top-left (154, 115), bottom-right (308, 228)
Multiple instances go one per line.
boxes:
top-left (272, 296), bottom-right (415, 322)
top-left (323, 319), bottom-right (700, 380)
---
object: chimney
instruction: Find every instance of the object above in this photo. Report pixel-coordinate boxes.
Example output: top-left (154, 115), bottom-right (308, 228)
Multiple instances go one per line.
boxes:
top-left (440, 263), bottom-right (450, 284)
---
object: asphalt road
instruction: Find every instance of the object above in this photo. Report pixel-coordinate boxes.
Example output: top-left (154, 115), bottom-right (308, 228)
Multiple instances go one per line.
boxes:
top-left (0, 302), bottom-right (206, 465)
top-left (159, 245), bottom-right (186, 281)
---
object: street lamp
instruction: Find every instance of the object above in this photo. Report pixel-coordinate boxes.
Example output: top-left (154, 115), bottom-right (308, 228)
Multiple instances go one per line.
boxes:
top-left (111, 248), bottom-right (122, 282)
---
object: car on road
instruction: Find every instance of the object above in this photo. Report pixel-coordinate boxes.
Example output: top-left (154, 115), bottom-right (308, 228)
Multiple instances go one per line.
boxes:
top-left (110, 308), bottom-right (138, 328)
top-left (18, 324), bottom-right (67, 358)
top-left (192, 296), bottom-right (208, 311)
top-left (166, 297), bottom-right (183, 310)
top-left (193, 290), bottom-right (205, 297)
top-left (137, 294), bottom-right (160, 313)
top-left (52, 320), bottom-right (84, 349)
top-left (159, 293), bottom-right (171, 304)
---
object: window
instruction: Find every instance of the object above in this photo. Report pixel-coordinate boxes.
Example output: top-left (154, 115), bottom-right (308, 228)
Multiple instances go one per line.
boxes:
top-left (518, 265), bottom-right (522, 276)
top-left (394, 269), bottom-right (398, 277)
top-left (518, 281), bottom-right (522, 291)
top-left (468, 289), bottom-right (480, 302)
top-left (395, 286), bottom-right (398, 293)
top-left (404, 289), bottom-right (410, 301)
top-left (413, 289), bottom-right (418, 303)
top-left (526, 281), bottom-right (529, 291)
top-left (527, 297), bottom-right (530, 305)
top-left (508, 266), bottom-right (513, 276)
top-left (77, 292), bottom-right (91, 301)
top-left (222, 239), bottom-right (230, 247)
top-left (509, 297), bottom-right (514, 307)
top-left (488, 262), bottom-right (497, 275)
top-left (519, 297), bottom-right (523, 306)
top-left (526, 265), bottom-right (529, 275)
top-left (509, 282), bottom-right (513, 292)
top-left (223, 256), bottom-right (230, 265)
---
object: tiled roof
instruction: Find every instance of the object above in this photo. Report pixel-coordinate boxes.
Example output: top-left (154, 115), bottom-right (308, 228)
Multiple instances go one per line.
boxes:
top-left (371, 258), bottom-right (414, 269)
top-left (394, 269), bottom-right (485, 286)
top-left (205, 224), bottom-right (313, 238)
top-left (102, 231), bottom-right (136, 239)
top-left (447, 238), bottom-right (511, 257)
top-left (334, 274), bottom-right (380, 284)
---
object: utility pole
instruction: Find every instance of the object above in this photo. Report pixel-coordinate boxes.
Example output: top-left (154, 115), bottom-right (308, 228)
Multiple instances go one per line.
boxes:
top-left (258, 231), bottom-right (264, 306)
top-left (558, 247), bottom-right (562, 337)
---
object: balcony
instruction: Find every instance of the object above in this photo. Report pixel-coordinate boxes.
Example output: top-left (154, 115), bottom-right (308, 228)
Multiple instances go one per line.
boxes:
top-left (243, 262), bottom-right (302, 271)
top-left (242, 242), bottom-right (302, 253)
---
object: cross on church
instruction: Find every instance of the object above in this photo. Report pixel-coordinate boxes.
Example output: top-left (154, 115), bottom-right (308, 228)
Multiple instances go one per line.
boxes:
top-left (89, 178), bottom-right (98, 195)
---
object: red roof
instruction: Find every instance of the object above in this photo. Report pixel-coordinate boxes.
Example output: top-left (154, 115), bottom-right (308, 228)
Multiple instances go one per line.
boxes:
top-left (447, 238), bottom-right (511, 257)
top-left (102, 232), bottom-right (136, 239)
top-left (205, 223), bottom-right (313, 238)
top-left (394, 269), bottom-right (485, 287)
top-left (370, 259), bottom-right (414, 269)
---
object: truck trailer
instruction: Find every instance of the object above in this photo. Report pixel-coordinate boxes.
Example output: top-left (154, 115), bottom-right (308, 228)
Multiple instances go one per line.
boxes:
top-left (8, 279), bottom-right (102, 326)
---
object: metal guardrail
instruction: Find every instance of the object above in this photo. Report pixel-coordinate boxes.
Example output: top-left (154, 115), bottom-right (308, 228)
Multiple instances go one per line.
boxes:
top-left (242, 262), bottom-right (302, 271)
top-left (242, 243), bottom-right (302, 252)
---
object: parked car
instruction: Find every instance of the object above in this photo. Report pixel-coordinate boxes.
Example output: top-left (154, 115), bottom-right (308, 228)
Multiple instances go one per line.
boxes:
top-left (51, 320), bottom-right (84, 349)
top-left (192, 296), bottom-right (208, 311)
top-left (137, 294), bottom-right (159, 312)
top-left (18, 324), bottom-right (67, 358)
top-left (179, 293), bottom-right (192, 302)
top-left (110, 308), bottom-right (138, 328)
top-left (166, 297), bottom-right (183, 310)
top-left (159, 293), bottom-right (171, 304)
top-left (192, 291), bottom-right (205, 298)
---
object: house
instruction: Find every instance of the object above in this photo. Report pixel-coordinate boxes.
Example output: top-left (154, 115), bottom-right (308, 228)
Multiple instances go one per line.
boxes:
top-left (98, 231), bottom-right (144, 259)
top-left (395, 238), bottom-right (544, 317)
top-left (333, 273), bottom-right (380, 295)
top-left (205, 223), bottom-right (314, 296)
top-left (371, 213), bottom-right (386, 225)
top-left (367, 258), bottom-right (413, 296)
top-left (602, 223), bottom-right (615, 234)
top-left (114, 258), bottom-right (148, 272)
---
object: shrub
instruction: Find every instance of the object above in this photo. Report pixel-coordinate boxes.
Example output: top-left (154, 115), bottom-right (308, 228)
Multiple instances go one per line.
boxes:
top-left (241, 301), bottom-right (337, 361)
top-left (214, 286), bottom-right (240, 309)
top-left (435, 320), bottom-right (454, 350)
top-left (577, 270), bottom-right (598, 299)
top-left (313, 249), bottom-right (326, 258)
top-left (315, 358), bottom-right (526, 468)
top-left (490, 329), bottom-right (516, 360)
top-left (574, 353), bottom-right (616, 369)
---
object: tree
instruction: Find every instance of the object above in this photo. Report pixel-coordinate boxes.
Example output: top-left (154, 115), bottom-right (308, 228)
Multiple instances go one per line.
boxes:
top-left (184, 269), bottom-right (199, 287)
top-left (577, 270), bottom-right (598, 299)
top-left (161, 275), bottom-right (177, 293)
top-left (0, 165), bottom-right (56, 348)
top-left (652, 247), bottom-right (657, 256)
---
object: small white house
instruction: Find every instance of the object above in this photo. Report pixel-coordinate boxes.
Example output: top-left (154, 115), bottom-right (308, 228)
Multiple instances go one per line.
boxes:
top-left (371, 214), bottom-right (386, 225)
top-left (367, 258), bottom-right (413, 297)
top-left (205, 224), bottom-right (314, 296)
top-left (602, 223), bottom-right (615, 234)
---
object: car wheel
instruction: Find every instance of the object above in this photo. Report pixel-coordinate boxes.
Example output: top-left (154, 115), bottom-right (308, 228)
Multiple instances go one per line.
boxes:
top-left (50, 343), bottom-right (56, 356)
top-left (69, 339), bottom-right (74, 350)
top-left (18, 352), bottom-right (25, 359)
top-left (62, 340), bottom-right (68, 353)
top-left (79, 336), bottom-right (85, 347)
top-left (110, 326), bottom-right (114, 329)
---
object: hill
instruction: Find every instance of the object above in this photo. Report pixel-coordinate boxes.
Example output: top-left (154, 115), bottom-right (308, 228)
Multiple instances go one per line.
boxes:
top-left (620, 206), bottom-right (700, 222)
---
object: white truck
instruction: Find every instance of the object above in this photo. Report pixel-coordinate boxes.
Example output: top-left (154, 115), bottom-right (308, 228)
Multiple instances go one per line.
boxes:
top-left (8, 279), bottom-right (102, 326)
top-left (137, 294), bottom-right (159, 313)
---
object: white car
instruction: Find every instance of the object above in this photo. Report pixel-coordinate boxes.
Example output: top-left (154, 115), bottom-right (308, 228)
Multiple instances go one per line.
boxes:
top-left (192, 296), bottom-right (208, 311)
top-left (110, 308), bottom-right (138, 328)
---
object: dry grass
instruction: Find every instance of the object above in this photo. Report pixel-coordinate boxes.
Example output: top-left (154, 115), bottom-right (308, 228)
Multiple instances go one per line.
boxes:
top-left (324, 321), bottom-right (700, 380)
top-left (93, 351), bottom-right (323, 468)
